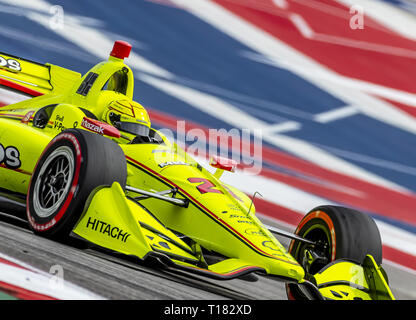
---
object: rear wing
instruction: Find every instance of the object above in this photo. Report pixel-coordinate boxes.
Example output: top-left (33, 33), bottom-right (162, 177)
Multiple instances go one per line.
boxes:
top-left (0, 52), bottom-right (81, 97)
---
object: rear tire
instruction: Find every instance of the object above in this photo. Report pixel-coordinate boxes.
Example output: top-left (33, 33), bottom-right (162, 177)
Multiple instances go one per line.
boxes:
top-left (286, 205), bottom-right (382, 300)
top-left (26, 129), bottom-right (127, 241)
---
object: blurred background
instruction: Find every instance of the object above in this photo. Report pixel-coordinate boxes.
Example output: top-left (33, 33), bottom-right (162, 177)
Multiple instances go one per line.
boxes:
top-left (0, 0), bottom-right (415, 298)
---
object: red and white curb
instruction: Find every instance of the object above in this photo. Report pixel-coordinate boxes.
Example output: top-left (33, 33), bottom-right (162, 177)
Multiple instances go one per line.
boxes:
top-left (0, 253), bottom-right (104, 300)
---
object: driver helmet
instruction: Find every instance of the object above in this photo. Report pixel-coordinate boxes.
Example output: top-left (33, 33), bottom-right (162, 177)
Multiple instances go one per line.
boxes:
top-left (102, 99), bottom-right (151, 137)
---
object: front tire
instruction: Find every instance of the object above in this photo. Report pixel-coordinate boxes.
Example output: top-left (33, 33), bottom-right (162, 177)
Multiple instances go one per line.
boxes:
top-left (286, 205), bottom-right (382, 300)
top-left (26, 129), bottom-right (127, 241)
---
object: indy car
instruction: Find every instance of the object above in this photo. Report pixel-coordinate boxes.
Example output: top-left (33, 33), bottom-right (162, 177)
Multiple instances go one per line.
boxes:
top-left (0, 41), bottom-right (394, 300)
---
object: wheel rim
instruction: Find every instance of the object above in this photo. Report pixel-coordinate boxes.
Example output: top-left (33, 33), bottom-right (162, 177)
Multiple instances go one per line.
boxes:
top-left (33, 146), bottom-right (75, 218)
top-left (295, 225), bottom-right (332, 274)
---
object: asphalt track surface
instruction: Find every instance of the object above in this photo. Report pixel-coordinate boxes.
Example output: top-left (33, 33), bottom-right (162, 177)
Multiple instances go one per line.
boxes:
top-left (0, 210), bottom-right (414, 300)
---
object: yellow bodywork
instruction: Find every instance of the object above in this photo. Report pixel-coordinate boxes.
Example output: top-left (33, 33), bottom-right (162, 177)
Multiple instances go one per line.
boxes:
top-left (72, 182), bottom-right (199, 263)
top-left (314, 255), bottom-right (395, 300)
top-left (0, 47), bottom-right (395, 300)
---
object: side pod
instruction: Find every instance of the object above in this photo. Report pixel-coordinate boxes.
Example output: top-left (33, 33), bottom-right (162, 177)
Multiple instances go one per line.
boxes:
top-left (72, 182), bottom-right (153, 259)
top-left (313, 255), bottom-right (395, 300)
top-left (72, 182), bottom-right (198, 263)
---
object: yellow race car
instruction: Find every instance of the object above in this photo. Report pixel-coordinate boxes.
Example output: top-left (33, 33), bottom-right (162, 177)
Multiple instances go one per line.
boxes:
top-left (0, 41), bottom-right (394, 300)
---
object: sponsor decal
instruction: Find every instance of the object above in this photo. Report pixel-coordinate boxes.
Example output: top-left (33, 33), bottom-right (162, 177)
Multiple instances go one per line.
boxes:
top-left (237, 220), bottom-right (254, 225)
top-left (229, 214), bottom-right (248, 219)
top-left (261, 240), bottom-right (286, 257)
top-left (262, 241), bottom-right (278, 251)
top-left (158, 161), bottom-right (190, 168)
top-left (0, 56), bottom-right (21, 71)
top-left (0, 144), bottom-right (21, 169)
top-left (53, 122), bottom-right (67, 132)
top-left (86, 217), bottom-right (131, 243)
top-left (226, 204), bottom-right (240, 211)
top-left (28, 215), bottom-right (56, 231)
top-left (54, 114), bottom-right (67, 132)
top-left (244, 228), bottom-right (267, 237)
top-left (81, 117), bottom-right (104, 135)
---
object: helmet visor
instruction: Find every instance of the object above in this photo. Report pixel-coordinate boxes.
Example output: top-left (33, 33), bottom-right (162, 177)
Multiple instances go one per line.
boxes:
top-left (115, 121), bottom-right (150, 137)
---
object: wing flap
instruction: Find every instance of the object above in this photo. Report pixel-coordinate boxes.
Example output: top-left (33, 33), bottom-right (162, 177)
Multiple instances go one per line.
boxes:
top-left (0, 52), bottom-right (52, 95)
top-left (0, 52), bottom-right (80, 97)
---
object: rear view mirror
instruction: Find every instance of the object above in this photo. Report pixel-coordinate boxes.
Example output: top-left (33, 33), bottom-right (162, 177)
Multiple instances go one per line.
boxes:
top-left (209, 155), bottom-right (237, 179)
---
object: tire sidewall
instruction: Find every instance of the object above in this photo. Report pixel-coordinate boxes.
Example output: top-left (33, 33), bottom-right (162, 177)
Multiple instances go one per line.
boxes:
top-left (285, 205), bottom-right (382, 300)
top-left (290, 206), bottom-right (382, 265)
top-left (27, 132), bottom-right (83, 235)
top-left (27, 129), bottom-right (127, 239)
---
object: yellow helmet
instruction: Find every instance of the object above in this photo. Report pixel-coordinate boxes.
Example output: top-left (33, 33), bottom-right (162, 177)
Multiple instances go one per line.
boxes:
top-left (102, 99), bottom-right (151, 137)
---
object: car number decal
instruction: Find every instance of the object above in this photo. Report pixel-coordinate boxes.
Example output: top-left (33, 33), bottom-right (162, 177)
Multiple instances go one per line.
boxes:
top-left (188, 177), bottom-right (223, 194)
top-left (0, 144), bottom-right (21, 169)
top-left (0, 56), bottom-right (22, 71)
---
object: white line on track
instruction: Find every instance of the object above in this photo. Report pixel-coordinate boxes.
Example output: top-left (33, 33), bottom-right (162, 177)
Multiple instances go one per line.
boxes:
top-left (314, 105), bottom-right (360, 123)
top-left (241, 51), bottom-right (416, 108)
top-left (0, 0), bottom-right (172, 79)
top-left (313, 143), bottom-right (416, 176)
top-left (261, 121), bottom-right (302, 134)
top-left (288, 11), bottom-right (416, 59)
top-left (288, 13), bottom-right (314, 39)
top-left (272, 0), bottom-right (289, 10)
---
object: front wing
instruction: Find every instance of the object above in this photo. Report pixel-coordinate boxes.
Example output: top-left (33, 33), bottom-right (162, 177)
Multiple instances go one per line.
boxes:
top-left (72, 182), bottom-right (394, 300)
